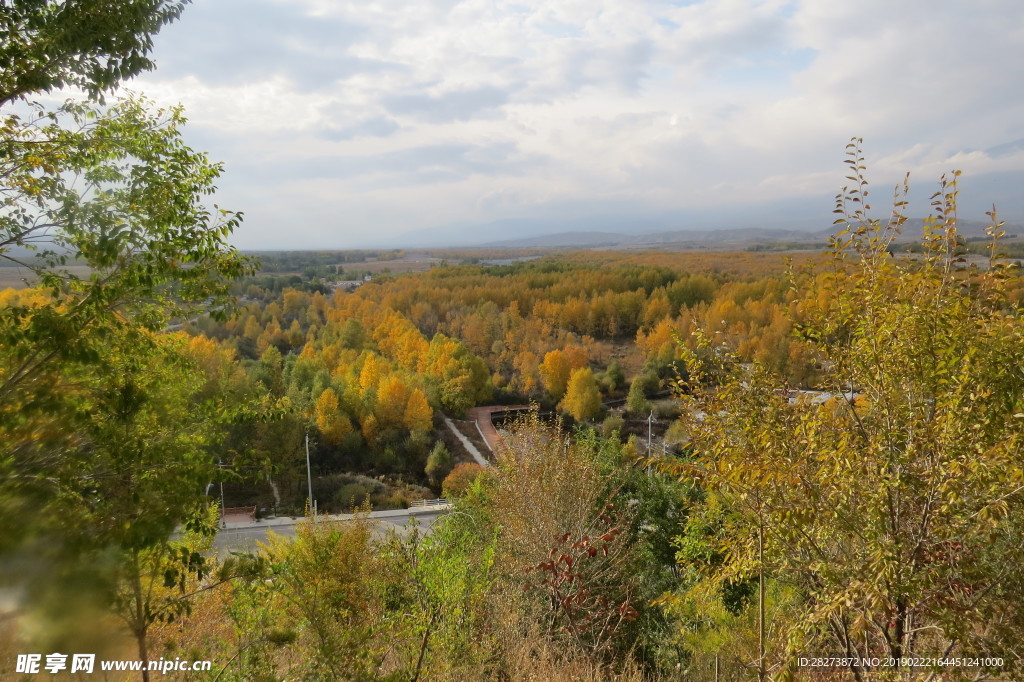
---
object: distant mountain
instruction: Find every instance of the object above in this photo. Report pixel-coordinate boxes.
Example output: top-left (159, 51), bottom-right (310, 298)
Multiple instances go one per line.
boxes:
top-left (630, 227), bottom-right (824, 245)
top-left (484, 231), bottom-right (638, 248)
top-left (384, 167), bottom-right (1024, 249)
top-left (471, 217), bottom-right (1024, 250)
top-left (892, 218), bottom-right (1021, 239)
top-left (484, 227), bottom-right (824, 248)
top-left (393, 215), bottom-right (686, 248)
top-left (395, 212), bottom-right (832, 249)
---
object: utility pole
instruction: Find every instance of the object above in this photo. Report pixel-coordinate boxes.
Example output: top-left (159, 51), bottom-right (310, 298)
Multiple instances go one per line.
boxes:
top-left (218, 458), bottom-right (226, 529)
top-left (305, 432), bottom-right (314, 523)
top-left (758, 517), bottom-right (766, 682)
top-left (647, 410), bottom-right (654, 458)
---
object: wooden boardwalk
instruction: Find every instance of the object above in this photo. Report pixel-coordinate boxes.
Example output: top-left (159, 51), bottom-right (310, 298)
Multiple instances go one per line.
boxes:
top-left (220, 505), bottom-right (256, 525)
top-left (466, 405), bottom-right (531, 452)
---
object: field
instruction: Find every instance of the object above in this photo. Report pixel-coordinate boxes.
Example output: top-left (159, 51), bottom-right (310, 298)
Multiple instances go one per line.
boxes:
top-left (336, 253), bottom-right (445, 274)
top-left (0, 265), bottom-right (93, 290)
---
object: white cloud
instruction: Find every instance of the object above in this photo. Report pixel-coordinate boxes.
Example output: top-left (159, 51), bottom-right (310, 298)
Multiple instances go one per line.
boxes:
top-left (129, 0), bottom-right (1024, 247)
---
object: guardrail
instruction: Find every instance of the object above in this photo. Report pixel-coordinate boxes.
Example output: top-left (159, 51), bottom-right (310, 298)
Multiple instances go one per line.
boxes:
top-left (221, 505), bottom-right (257, 521)
top-left (410, 498), bottom-right (448, 507)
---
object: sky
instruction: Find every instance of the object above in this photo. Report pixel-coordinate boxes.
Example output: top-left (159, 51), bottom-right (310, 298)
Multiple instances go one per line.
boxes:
top-left (127, 0), bottom-right (1024, 249)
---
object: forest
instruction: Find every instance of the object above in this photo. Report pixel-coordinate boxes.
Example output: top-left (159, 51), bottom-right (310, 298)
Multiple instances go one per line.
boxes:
top-left (3, 3), bottom-right (1024, 681)
top-left (139, 246), bottom-right (820, 514)
top-left (5, 165), bottom-right (1024, 679)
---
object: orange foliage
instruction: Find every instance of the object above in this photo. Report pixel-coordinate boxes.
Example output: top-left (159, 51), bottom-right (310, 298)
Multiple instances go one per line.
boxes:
top-left (539, 345), bottom-right (589, 400)
top-left (442, 462), bottom-right (485, 497)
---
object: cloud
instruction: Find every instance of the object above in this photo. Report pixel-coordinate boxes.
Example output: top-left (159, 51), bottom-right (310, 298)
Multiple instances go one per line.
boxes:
top-left (147, 0), bottom-right (398, 90)
top-left (319, 117), bottom-right (400, 141)
top-left (383, 86), bottom-right (510, 123)
top-left (238, 140), bottom-right (545, 187)
top-left (661, 0), bottom-right (794, 74)
top-left (128, 0), bottom-right (1024, 248)
top-left (549, 39), bottom-right (655, 96)
top-left (985, 138), bottom-right (1024, 158)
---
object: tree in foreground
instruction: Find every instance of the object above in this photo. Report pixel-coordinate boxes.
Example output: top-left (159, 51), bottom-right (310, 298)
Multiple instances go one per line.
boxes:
top-left (661, 143), bottom-right (1024, 680)
top-left (0, 0), bottom-right (254, 661)
top-left (132, 413), bottom-right (685, 680)
top-left (0, 0), bottom-right (190, 105)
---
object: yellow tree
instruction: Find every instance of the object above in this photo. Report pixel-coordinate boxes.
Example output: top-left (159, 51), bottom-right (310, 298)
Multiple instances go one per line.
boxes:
top-left (361, 414), bottom-right (381, 447)
top-left (539, 346), bottom-right (589, 400)
top-left (282, 289), bottom-right (309, 317)
top-left (358, 353), bottom-right (384, 394)
top-left (404, 388), bottom-right (433, 433)
top-left (561, 367), bottom-right (602, 422)
top-left (663, 147), bottom-right (1024, 680)
top-left (287, 319), bottom-right (304, 348)
top-left (315, 388), bottom-right (351, 445)
top-left (242, 314), bottom-right (262, 341)
top-left (512, 350), bottom-right (540, 394)
top-left (641, 290), bottom-right (673, 329)
top-left (257, 318), bottom-right (282, 354)
top-left (375, 375), bottom-right (409, 428)
top-left (539, 349), bottom-right (570, 399)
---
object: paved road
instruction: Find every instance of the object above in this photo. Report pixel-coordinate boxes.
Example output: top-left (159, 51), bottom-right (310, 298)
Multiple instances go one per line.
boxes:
top-left (212, 507), bottom-right (448, 552)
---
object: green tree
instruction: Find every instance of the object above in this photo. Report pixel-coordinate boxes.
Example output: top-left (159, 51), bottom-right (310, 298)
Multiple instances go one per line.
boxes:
top-left (0, 0), bottom-right (254, 656)
top-left (1, 0), bottom-right (249, 415)
top-left (254, 515), bottom-right (401, 679)
top-left (425, 441), bottom-right (453, 487)
top-left (384, 516), bottom-right (497, 680)
top-left (1, 96), bottom-right (250, 408)
top-left (663, 146), bottom-right (1024, 679)
top-left (626, 377), bottom-right (651, 415)
top-left (8, 330), bottom-right (243, 671)
top-left (0, 0), bottom-right (189, 104)
top-left (426, 334), bottom-right (492, 416)
top-left (113, 506), bottom-right (221, 682)
top-left (340, 317), bottom-right (366, 349)
top-left (605, 360), bottom-right (625, 391)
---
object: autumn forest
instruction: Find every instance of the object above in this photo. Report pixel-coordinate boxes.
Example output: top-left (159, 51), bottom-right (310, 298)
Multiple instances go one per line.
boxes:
top-left (4, 3), bottom-right (1024, 681)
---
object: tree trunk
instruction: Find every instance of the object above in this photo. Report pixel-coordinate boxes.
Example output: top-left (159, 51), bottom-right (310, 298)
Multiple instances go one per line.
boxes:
top-left (131, 551), bottom-right (151, 682)
top-left (136, 626), bottom-right (151, 682)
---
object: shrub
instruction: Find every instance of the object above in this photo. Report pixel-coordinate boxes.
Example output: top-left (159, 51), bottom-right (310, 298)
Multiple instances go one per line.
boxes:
top-left (652, 400), bottom-right (681, 420)
top-left (442, 462), bottom-right (485, 498)
top-left (425, 441), bottom-right (454, 487)
top-left (600, 414), bottom-right (625, 440)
